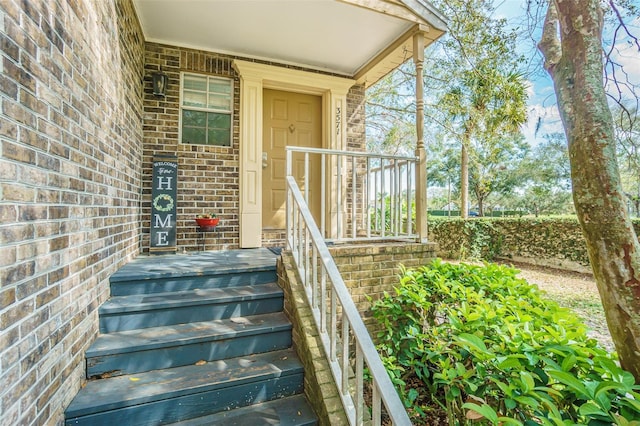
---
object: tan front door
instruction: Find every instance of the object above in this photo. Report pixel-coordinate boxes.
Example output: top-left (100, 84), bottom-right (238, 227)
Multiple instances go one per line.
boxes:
top-left (262, 89), bottom-right (322, 229)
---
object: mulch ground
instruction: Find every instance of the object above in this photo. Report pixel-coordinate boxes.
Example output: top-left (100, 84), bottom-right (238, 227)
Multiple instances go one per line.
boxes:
top-left (496, 260), bottom-right (614, 352)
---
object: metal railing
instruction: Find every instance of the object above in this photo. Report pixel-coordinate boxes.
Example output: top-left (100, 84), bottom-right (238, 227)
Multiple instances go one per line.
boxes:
top-left (286, 175), bottom-right (412, 426)
top-left (285, 147), bottom-right (418, 242)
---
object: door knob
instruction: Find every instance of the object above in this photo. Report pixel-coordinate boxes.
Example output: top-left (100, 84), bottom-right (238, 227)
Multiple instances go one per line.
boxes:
top-left (262, 152), bottom-right (268, 168)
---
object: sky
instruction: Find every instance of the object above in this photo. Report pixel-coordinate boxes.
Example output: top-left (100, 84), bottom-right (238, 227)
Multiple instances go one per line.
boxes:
top-left (494, 0), bottom-right (640, 146)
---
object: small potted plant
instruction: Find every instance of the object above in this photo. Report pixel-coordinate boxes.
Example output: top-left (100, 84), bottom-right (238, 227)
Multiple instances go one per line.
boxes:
top-left (194, 213), bottom-right (219, 231)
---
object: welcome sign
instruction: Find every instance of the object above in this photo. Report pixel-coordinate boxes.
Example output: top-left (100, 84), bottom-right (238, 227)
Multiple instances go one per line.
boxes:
top-left (150, 154), bottom-right (178, 254)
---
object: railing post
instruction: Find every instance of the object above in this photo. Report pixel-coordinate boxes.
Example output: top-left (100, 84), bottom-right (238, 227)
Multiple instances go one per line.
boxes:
top-left (351, 156), bottom-right (357, 239)
top-left (380, 159), bottom-right (386, 238)
top-left (414, 32), bottom-right (428, 243)
top-left (286, 148), bottom-right (293, 250)
top-left (366, 158), bottom-right (371, 238)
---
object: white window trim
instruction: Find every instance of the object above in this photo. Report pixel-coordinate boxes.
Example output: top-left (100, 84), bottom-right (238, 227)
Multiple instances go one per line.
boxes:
top-left (179, 71), bottom-right (234, 147)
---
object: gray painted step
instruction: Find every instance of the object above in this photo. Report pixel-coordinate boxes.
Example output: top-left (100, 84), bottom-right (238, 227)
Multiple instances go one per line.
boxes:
top-left (99, 283), bottom-right (284, 332)
top-left (109, 250), bottom-right (278, 296)
top-left (109, 268), bottom-right (277, 296)
top-left (166, 394), bottom-right (317, 426)
top-left (65, 349), bottom-right (304, 426)
top-left (87, 312), bottom-right (292, 378)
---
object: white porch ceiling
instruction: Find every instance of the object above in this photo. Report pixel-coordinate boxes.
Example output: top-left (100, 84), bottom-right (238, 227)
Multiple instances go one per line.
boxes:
top-left (133, 0), bottom-right (446, 86)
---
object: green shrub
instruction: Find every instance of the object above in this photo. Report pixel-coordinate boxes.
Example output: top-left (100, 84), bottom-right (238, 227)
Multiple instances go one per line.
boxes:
top-left (371, 260), bottom-right (640, 425)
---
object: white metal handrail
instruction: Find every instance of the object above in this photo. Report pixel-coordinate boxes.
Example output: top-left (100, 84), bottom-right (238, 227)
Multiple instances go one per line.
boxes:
top-left (286, 175), bottom-right (412, 426)
top-left (285, 147), bottom-right (418, 243)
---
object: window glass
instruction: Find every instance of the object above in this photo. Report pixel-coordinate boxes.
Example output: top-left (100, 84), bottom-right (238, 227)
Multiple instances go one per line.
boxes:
top-left (184, 75), bottom-right (207, 91)
top-left (180, 73), bottom-right (232, 146)
top-left (208, 94), bottom-right (230, 110)
top-left (209, 79), bottom-right (231, 94)
top-left (183, 91), bottom-right (207, 108)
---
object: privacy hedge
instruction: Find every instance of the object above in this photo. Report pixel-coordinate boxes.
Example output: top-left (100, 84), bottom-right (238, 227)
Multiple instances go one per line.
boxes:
top-left (429, 216), bottom-right (640, 267)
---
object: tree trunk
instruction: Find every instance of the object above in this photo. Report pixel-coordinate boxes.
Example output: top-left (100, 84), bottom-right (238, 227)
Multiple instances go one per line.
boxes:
top-left (461, 142), bottom-right (469, 219)
top-left (539, 0), bottom-right (640, 381)
top-left (636, 181), bottom-right (640, 217)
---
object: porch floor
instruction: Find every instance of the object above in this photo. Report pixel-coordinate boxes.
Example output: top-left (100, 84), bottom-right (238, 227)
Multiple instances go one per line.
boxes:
top-left (112, 248), bottom-right (280, 282)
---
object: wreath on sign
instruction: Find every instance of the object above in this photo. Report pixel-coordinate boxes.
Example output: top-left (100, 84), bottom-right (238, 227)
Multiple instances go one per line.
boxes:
top-left (153, 194), bottom-right (174, 212)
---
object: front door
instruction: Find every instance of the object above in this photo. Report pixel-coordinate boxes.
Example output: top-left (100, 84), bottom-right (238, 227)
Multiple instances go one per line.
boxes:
top-left (262, 89), bottom-right (322, 229)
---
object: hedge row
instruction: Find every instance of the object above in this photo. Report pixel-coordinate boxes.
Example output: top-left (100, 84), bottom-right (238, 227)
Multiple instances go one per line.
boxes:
top-left (429, 216), bottom-right (640, 270)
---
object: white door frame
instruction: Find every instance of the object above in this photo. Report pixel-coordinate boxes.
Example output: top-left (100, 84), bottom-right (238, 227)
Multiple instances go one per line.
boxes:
top-left (233, 60), bottom-right (355, 248)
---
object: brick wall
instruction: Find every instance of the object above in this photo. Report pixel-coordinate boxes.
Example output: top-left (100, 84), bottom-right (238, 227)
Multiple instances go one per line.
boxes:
top-left (142, 43), bottom-right (367, 251)
top-left (0, 1), bottom-right (144, 424)
top-left (329, 242), bottom-right (437, 332)
top-left (142, 44), bottom-right (241, 252)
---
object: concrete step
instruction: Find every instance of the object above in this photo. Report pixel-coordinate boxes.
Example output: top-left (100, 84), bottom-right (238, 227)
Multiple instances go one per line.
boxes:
top-left (87, 312), bottom-right (292, 378)
top-left (165, 394), bottom-right (318, 426)
top-left (65, 349), bottom-right (304, 426)
top-left (99, 283), bottom-right (284, 332)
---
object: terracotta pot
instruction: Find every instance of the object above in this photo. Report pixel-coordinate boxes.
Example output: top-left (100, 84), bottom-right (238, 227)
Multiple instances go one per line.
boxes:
top-left (195, 217), bottom-right (219, 230)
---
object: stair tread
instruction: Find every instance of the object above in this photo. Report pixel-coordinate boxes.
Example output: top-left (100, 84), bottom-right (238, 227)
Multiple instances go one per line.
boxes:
top-left (66, 348), bottom-right (302, 418)
top-left (100, 282), bottom-right (282, 314)
top-left (165, 394), bottom-right (317, 426)
top-left (110, 250), bottom-right (277, 283)
top-left (87, 312), bottom-right (291, 357)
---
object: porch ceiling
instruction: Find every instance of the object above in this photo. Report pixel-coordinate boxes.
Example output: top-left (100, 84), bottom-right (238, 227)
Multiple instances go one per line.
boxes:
top-left (133, 0), bottom-right (446, 87)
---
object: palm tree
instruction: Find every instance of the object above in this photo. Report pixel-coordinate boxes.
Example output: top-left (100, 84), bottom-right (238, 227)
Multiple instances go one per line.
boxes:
top-left (440, 65), bottom-right (528, 217)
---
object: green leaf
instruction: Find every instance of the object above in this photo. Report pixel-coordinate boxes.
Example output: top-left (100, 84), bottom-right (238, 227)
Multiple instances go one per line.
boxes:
top-left (578, 401), bottom-right (610, 418)
top-left (497, 417), bottom-right (524, 426)
top-left (455, 333), bottom-right (489, 354)
top-left (547, 369), bottom-right (590, 398)
top-left (407, 388), bottom-right (419, 404)
top-left (594, 380), bottom-right (624, 398)
top-left (620, 397), bottom-right (640, 412)
top-left (449, 386), bottom-right (461, 398)
top-left (498, 355), bottom-right (525, 370)
top-left (622, 371), bottom-right (637, 388)
top-left (462, 402), bottom-right (499, 424)
top-left (520, 371), bottom-right (535, 393)
top-left (498, 417), bottom-right (522, 426)
top-left (561, 354), bottom-right (577, 372)
top-left (514, 395), bottom-right (539, 409)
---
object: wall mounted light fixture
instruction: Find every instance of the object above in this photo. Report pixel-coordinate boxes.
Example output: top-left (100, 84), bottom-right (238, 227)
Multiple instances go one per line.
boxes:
top-left (152, 70), bottom-right (168, 97)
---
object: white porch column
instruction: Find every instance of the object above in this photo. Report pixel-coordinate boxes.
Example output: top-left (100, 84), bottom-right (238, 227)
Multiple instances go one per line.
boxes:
top-left (237, 74), bottom-right (263, 248)
top-left (413, 33), bottom-right (428, 242)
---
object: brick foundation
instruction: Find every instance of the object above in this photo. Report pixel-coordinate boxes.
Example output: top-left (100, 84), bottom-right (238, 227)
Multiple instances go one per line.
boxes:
top-left (329, 242), bottom-right (438, 333)
top-left (276, 242), bottom-right (437, 423)
top-left (277, 254), bottom-right (349, 426)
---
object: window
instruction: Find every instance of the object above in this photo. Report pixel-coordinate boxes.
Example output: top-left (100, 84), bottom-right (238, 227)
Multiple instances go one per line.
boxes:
top-left (180, 73), bottom-right (233, 146)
